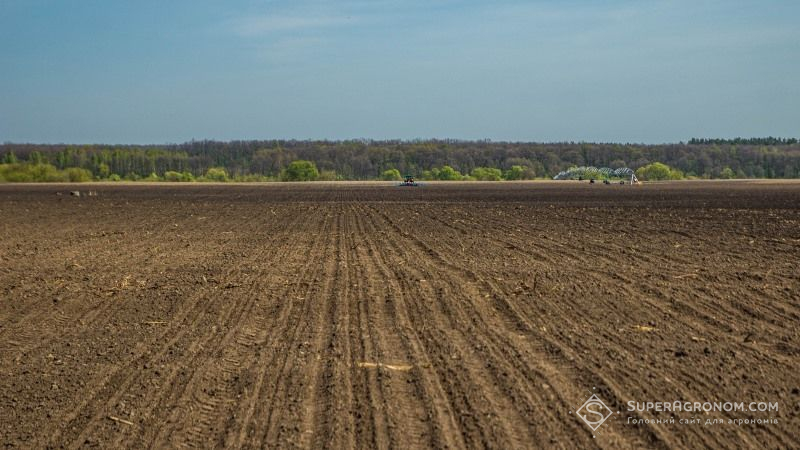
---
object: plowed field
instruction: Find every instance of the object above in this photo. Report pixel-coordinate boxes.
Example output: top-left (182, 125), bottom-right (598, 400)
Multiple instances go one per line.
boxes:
top-left (1, 181), bottom-right (798, 449)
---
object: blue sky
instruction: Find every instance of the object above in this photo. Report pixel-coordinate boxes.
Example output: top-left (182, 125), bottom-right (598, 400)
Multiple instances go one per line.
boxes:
top-left (1, 0), bottom-right (798, 144)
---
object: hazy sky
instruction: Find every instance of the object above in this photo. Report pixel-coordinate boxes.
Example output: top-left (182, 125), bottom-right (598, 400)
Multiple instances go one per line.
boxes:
top-left (1, 0), bottom-right (798, 144)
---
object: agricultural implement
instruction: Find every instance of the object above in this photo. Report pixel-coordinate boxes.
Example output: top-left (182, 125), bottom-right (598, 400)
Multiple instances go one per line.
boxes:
top-left (555, 167), bottom-right (640, 185)
top-left (399, 175), bottom-right (419, 186)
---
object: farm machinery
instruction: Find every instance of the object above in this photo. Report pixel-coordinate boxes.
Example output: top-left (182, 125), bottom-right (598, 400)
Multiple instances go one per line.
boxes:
top-left (555, 166), bottom-right (640, 185)
top-left (399, 175), bottom-right (419, 186)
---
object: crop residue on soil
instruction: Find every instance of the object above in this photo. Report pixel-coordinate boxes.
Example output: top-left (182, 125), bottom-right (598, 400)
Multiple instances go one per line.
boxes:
top-left (0, 181), bottom-right (798, 449)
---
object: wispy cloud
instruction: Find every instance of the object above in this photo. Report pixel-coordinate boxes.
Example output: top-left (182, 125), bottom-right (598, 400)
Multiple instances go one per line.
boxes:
top-left (232, 14), bottom-right (357, 36)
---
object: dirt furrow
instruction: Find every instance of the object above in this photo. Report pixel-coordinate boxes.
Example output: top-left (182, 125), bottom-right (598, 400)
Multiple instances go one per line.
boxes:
top-left (248, 208), bottom-right (338, 448)
top-left (142, 209), bottom-right (319, 448)
top-left (2, 182), bottom-right (798, 449)
top-left (367, 205), bottom-right (555, 448)
top-left (0, 224), bottom-right (222, 369)
top-left (310, 211), bottom-right (357, 449)
top-left (409, 203), bottom-right (798, 447)
top-left (40, 208), bottom-right (299, 447)
top-left (357, 205), bottom-right (466, 449)
top-left (377, 204), bottom-right (665, 447)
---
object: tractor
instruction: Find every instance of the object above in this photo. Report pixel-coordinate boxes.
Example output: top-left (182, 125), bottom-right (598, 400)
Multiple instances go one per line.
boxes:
top-left (400, 175), bottom-right (419, 186)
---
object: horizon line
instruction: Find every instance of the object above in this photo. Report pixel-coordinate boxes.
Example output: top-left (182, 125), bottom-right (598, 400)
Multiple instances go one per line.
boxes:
top-left (3, 136), bottom-right (799, 147)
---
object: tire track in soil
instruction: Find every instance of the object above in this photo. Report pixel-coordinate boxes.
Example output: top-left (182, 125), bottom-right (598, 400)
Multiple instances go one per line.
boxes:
top-left (3, 183), bottom-right (799, 449)
top-left (507, 210), bottom-right (800, 377)
top-left (311, 204), bottom-right (403, 449)
top-left (226, 208), bottom-right (337, 449)
top-left (243, 209), bottom-right (341, 449)
top-left (0, 206), bottom-right (89, 326)
top-left (544, 209), bottom-right (800, 330)
top-left (311, 203), bottom-right (422, 449)
top-left (283, 207), bottom-right (348, 450)
top-left (402, 203), bottom-right (797, 449)
top-left (372, 204), bottom-right (657, 448)
top-left (147, 207), bottom-right (334, 449)
top-left (189, 204), bottom-right (341, 449)
top-left (340, 204), bottom-right (392, 449)
top-left (366, 204), bottom-right (558, 448)
top-left (1, 205), bottom-right (239, 443)
top-left (40, 205), bottom-right (305, 448)
top-left (398, 205), bottom-right (691, 447)
top-left (451, 204), bottom-right (795, 362)
top-left (307, 209), bottom-right (358, 450)
top-left (356, 204), bottom-right (466, 449)
top-left (0, 226), bottom-right (152, 356)
top-left (124, 206), bottom-right (322, 448)
top-left (0, 209), bottom-right (208, 364)
top-left (348, 203), bottom-right (436, 449)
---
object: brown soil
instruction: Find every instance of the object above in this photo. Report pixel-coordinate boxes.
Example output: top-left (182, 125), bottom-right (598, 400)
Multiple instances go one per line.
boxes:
top-left (0, 181), bottom-right (798, 449)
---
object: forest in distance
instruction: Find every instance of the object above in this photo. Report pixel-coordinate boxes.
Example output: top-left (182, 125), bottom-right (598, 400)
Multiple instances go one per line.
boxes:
top-left (1, 138), bottom-right (799, 182)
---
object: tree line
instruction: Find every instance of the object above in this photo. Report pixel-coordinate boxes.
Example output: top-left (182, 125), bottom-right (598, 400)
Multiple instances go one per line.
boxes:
top-left (1, 139), bottom-right (799, 181)
top-left (687, 137), bottom-right (798, 146)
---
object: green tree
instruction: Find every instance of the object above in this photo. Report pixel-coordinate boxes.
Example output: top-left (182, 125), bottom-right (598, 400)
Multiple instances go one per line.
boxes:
top-left (97, 163), bottom-right (111, 179)
top-left (0, 164), bottom-right (32, 182)
top-left (40, 164), bottom-right (67, 181)
top-left (719, 167), bottom-right (735, 179)
top-left (421, 168), bottom-right (439, 180)
top-left (281, 160), bottom-right (319, 181)
top-left (471, 167), bottom-right (503, 181)
top-left (164, 171), bottom-right (183, 182)
top-left (2, 139), bottom-right (798, 182)
top-left (0, 163), bottom-right (56, 181)
top-left (437, 165), bottom-right (464, 181)
top-left (29, 151), bottom-right (45, 165)
top-left (381, 168), bottom-right (402, 181)
top-left (636, 162), bottom-right (676, 181)
top-left (65, 167), bottom-right (92, 182)
top-left (205, 167), bottom-right (229, 182)
top-left (503, 165), bottom-right (536, 180)
top-left (503, 165), bottom-right (525, 180)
